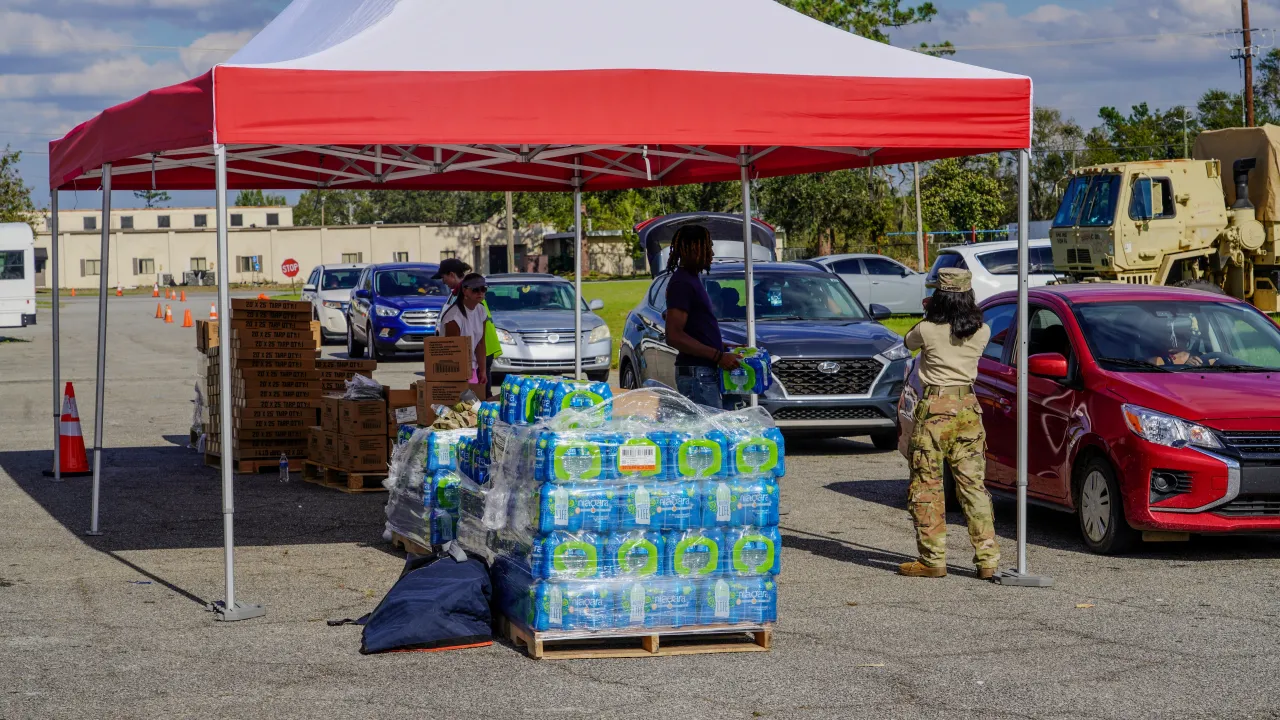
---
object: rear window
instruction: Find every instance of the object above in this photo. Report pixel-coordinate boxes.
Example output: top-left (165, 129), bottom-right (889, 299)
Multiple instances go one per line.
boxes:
top-left (976, 247), bottom-right (1056, 275)
top-left (0, 250), bottom-right (24, 280)
top-left (929, 252), bottom-right (968, 278)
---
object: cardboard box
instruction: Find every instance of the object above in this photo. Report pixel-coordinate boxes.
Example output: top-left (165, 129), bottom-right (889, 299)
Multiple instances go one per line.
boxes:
top-left (339, 434), bottom-right (389, 472)
top-left (320, 395), bottom-right (341, 432)
top-left (385, 388), bottom-right (417, 436)
top-left (233, 386), bottom-right (319, 400)
top-left (307, 426), bottom-right (325, 460)
top-left (196, 320), bottom-right (218, 353)
top-left (235, 368), bottom-right (322, 382)
top-left (235, 397), bottom-right (321, 410)
top-left (230, 299), bottom-right (312, 315)
top-left (414, 380), bottom-right (471, 407)
top-left (308, 427), bottom-right (339, 466)
top-left (338, 398), bottom-right (388, 436)
top-left (233, 378), bottom-right (322, 392)
top-left (234, 416), bottom-right (314, 431)
top-left (232, 349), bottom-right (315, 363)
top-left (423, 336), bottom-right (472, 382)
top-left (237, 406), bottom-right (318, 422)
top-left (311, 321), bottom-right (321, 349)
top-left (316, 359), bottom-right (378, 372)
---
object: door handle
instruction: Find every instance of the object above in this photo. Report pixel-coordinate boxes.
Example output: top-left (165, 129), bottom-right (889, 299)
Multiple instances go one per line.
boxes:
top-left (997, 397), bottom-right (1013, 412)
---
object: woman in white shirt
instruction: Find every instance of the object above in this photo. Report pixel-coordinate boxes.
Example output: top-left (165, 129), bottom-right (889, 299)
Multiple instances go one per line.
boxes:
top-left (440, 273), bottom-right (489, 387)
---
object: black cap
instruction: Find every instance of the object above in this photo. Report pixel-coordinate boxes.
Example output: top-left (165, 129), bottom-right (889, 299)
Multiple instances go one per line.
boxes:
top-left (431, 258), bottom-right (471, 279)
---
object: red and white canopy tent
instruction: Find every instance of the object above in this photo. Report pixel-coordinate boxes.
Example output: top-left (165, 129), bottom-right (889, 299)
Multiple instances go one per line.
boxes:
top-left (48, 0), bottom-right (1043, 620)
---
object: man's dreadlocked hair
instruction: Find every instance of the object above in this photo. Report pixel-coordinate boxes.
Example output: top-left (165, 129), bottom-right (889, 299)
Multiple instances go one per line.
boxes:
top-left (668, 224), bottom-right (714, 274)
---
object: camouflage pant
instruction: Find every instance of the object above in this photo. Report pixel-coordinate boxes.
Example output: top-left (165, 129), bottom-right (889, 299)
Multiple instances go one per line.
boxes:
top-left (908, 391), bottom-right (1000, 569)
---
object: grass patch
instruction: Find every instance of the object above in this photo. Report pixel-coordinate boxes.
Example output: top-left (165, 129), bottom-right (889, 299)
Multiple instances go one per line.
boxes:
top-left (880, 315), bottom-right (921, 339)
top-left (273, 292), bottom-right (303, 301)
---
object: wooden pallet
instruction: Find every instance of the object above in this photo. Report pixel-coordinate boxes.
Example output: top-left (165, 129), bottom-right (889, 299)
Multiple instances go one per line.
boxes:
top-left (496, 615), bottom-right (772, 660)
top-left (302, 460), bottom-right (387, 493)
top-left (390, 532), bottom-right (432, 555)
top-left (204, 453), bottom-right (306, 475)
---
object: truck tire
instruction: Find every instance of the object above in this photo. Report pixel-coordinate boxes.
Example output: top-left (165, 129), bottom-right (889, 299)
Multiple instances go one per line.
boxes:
top-left (1172, 279), bottom-right (1226, 295)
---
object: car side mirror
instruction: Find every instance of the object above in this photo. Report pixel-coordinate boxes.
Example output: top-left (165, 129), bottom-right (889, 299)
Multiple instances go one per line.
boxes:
top-left (900, 267), bottom-right (911, 277)
top-left (354, 289), bottom-right (370, 299)
top-left (869, 303), bottom-right (892, 320)
top-left (588, 298), bottom-right (604, 311)
top-left (1028, 352), bottom-right (1069, 380)
top-left (302, 284), bottom-right (316, 293)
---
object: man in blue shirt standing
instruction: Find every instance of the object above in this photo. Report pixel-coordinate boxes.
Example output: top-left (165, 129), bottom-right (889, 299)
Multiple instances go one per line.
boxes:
top-left (664, 224), bottom-right (741, 409)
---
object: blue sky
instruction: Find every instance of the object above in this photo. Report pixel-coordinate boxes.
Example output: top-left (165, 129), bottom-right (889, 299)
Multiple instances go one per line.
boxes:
top-left (1, 0), bottom-right (1273, 209)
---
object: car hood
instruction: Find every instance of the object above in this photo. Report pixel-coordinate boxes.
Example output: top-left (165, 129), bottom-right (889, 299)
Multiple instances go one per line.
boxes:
top-left (1105, 371), bottom-right (1280, 424)
top-left (374, 294), bottom-right (448, 311)
top-left (491, 309), bottom-right (603, 332)
top-left (318, 289), bottom-right (354, 302)
top-left (719, 320), bottom-right (902, 359)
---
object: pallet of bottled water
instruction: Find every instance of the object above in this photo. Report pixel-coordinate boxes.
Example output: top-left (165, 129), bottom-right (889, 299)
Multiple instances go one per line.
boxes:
top-left (456, 384), bottom-right (783, 658)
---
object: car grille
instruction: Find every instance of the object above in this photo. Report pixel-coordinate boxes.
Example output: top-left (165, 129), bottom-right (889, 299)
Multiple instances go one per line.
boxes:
top-left (503, 358), bottom-right (573, 369)
top-left (1218, 432), bottom-right (1280, 461)
top-left (519, 331), bottom-right (586, 345)
top-left (1066, 248), bottom-right (1093, 265)
top-left (401, 310), bottom-right (439, 327)
top-left (773, 358), bottom-right (883, 396)
top-left (772, 407), bottom-right (884, 421)
top-left (1214, 496), bottom-right (1280, 517)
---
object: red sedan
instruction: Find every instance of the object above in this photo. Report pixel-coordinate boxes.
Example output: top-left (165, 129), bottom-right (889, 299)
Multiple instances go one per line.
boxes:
top-left (898, 284), bottom-right (1280, 553)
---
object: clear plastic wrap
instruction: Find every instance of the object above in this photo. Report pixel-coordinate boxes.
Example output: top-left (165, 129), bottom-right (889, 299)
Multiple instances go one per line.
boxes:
top-left (460, 386), bottom-right (783, 636)
top-left (383, 425), bottom-right (476, 549)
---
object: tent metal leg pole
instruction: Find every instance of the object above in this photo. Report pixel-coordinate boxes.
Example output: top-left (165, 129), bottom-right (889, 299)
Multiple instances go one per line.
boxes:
top-left (87, 167), bottom-right (110, 535)
top-left (51, 191), bottom-right (62, 482)
top-left (996, 149), bottom-right (1052, 588)
top-left (740, 155), bottom-right (757, 407)
top-left (211, 144), bottom-right (264, 622)
top-left (573, 168), bottom-right (583, 381)
top-left (913, 162), bottom-right (926, 272)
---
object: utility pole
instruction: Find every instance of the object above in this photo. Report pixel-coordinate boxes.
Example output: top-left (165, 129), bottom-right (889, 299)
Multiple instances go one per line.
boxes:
top-left (1183, 108), bottom-right (1190, 158)
top-left (1243, 0), bottom-right (1256, 126)
top-left (505, 191), bottom-right (515, 273)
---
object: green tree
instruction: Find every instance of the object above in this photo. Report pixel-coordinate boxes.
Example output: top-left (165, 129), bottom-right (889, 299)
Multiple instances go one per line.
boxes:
top-left (759, 169), bottom-right (893, 254)
top-left (234, 189), bottom-right (287, 206)
top-left (776, 0), bottom-right (952, 53)
top-left (1197, 90), bottom-right (1244, 132)
top-left (133, 189), bottom-right (170, 208)
top-left (1085, 103), bottom-right (1193, 163)
top-left (292, 190), bottom-right (370, 226)
top-left (919, 155), bottom-right (1006, 233)
top-left (0, 147), bottom-right (36, 226)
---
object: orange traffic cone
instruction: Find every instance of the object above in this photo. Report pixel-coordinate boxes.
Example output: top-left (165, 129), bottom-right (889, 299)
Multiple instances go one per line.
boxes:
top-left (44, 382), bottom-right (92, 478)
top-left (152, 283), bottom-right (159, 298)
top-left (257, 293), bottom-right (269, 300)
top-left (181, 309), bottom-right (193, 327)
top-left (155, 302), bottom-right (164, 319)
top-left (116, 284), bottom-right (123, 297)
top-left (70, 288), bottom-right (76, 297)
top-left (209, 302), bottom-right (218, 321)
top-left (164, 305), bottom-right (174, 323)
top-left (180, 290), bottom-right (186, 303)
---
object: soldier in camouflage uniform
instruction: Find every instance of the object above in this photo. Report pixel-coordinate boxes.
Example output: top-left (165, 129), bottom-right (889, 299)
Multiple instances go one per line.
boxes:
top-left (900, 268), bottom-right (1000, 579)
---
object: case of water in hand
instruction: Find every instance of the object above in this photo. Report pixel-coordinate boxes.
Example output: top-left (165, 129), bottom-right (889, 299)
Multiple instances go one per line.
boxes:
top-left (465, 384), bottom-right (784, 634)
top-left (721, 347), bottom-right (774, 396)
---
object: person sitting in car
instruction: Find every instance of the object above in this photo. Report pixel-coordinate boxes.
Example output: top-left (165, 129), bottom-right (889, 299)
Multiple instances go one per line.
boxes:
top-left (1145, 315), bottom-right (1213, 368)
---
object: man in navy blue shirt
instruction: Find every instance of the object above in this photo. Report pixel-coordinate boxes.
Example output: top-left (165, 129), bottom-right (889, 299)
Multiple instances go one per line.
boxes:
top-left (665, 224), bottom-right (741, 409)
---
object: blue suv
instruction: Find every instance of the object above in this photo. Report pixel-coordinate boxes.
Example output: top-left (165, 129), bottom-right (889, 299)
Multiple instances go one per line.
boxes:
top-left (346, 263), bottom-right (450, 361)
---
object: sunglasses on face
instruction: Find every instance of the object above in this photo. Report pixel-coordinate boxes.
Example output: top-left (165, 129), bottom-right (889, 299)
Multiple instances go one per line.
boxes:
top-left (466, 286), bottom-right (488, 293)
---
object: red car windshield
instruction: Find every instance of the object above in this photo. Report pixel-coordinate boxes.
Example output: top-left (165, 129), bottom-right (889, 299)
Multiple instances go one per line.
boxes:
top-left (1075, 300), bottom-right (1280, 372)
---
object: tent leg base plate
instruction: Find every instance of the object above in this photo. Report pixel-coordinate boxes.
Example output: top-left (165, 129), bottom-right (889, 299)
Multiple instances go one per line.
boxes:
top-left (84, 530), bottom-right (103, 536)
top-left (210, 601), bottom-right (265, 622)
top-left (993, 569), bottom-right (1053, 587)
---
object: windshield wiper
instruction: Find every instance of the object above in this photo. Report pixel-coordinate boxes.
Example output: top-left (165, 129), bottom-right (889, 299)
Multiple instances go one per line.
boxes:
top-left (1096, 357), bottom-right (1171, 372)
top-left (1176, 363), bottom-right (1274, 373)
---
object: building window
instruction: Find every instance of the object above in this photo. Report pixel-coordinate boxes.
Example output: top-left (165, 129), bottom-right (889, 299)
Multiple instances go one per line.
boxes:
top-left (341, 252), bottom-right (363, 263)
top-left (83, 259), bottom-right (101, 276)
top-left (440, 250), bottom-right (457, 260)
top-left (237, 255), bottom-right (262, 273)
top-left (83, 216), bottom-right (97, 231)
top-left (120, 216), bottom-right (134, 230)
top-left (266, 213), bottom-right (280, 226)
top-left (393, 252), bottom-right (409, 262)
top-left (157, 215), bottom-right (171, 229)
top-left (194, 214), bottom-right (208, 228)
top-left (230, 214), bottom-right (243, 227)
top-left (191, 257), bottom-right (208, 272)
top-left (133, 258), bottom-right (156, 275)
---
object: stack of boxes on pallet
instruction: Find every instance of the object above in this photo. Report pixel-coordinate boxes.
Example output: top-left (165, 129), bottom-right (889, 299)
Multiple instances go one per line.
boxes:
top-left (201, 300), bottom-right (321, 469)
top-left (411, 336), bottom-right (480, 426)
top-left (309, 359), bottom-right (384, 473)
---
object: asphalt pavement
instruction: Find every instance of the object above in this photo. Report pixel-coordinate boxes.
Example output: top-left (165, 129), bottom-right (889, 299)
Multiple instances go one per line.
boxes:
top-left (2, 295), bottom-right (1280, 720)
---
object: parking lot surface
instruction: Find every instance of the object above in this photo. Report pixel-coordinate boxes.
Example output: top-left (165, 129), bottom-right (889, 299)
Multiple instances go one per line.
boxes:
top-left (3, 296), bottom-right (1280, 720)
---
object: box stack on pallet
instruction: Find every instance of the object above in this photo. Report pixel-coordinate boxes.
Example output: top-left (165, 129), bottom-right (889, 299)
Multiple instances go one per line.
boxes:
top-left (305, 357), bottom-right (389, 493)
top-left (455, 384), bottom-right (783, 660)
top-left (202, 300), bottom-right (321, 474)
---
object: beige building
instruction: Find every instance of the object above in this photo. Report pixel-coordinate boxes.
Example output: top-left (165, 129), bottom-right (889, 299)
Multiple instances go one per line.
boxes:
top-left (37, 206), bottom-right (295, 234)
top-left (35, 209), bottom-right (549, 290)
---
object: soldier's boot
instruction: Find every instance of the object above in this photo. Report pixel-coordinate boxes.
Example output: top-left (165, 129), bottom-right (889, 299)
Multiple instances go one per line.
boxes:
top-left (898, 561), bottom-right (947, 578)
top-left (976, 567), bottom-right (996, 580)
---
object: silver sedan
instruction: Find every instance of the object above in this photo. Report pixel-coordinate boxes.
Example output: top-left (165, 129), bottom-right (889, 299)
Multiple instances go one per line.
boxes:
top-left (486, 274), bottom-right (612, 383)
top-left (811, 253), bottom-right (927, 314)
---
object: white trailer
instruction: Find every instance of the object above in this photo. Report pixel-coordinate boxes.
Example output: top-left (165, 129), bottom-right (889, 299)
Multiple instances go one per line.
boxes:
top-left (0, 223), bottom-right (37, 328)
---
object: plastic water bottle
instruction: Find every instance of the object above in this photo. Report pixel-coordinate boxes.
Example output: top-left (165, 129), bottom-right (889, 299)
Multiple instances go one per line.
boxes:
top-left (278, 453), bottom-right (290, 483)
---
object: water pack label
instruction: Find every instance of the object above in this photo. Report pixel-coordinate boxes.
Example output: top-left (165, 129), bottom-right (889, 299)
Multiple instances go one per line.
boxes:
top-left (617, 438), bottom-right (661, 477)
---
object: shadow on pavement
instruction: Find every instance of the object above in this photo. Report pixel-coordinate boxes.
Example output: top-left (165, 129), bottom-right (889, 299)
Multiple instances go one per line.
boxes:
top-left (0, 445), bottom-right (391, 553)
top-left (785, 436), bottom-right (890, 457)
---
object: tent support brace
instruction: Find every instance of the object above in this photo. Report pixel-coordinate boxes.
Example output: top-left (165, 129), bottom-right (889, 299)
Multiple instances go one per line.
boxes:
top-left (740, 151), bottom-right (757, 408)
top-left (573, 162), bottom-right (583, 380)
top-left (996, 149), bottom-right (1053, 588)
top-left (87, 166), bottom-right (110, 536)
top-left (50, 191), bottom-right (61, 483)
top-left (210, 144), bottom-right (265, 622)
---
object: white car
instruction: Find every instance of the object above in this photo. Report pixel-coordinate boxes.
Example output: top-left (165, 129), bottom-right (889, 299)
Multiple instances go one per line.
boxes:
top-left (300, 263), bottom-right (369, 343)
top-left (925, 239), bottom-right (1057, 303)
top-left (811, 253), bottom-right (927, 314)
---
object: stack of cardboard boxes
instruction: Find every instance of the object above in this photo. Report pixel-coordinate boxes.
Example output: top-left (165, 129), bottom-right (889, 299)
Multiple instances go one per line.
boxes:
top-left (412, 336), bottom-right (479, 425)
top-left (203, 300), bottom-right (321, 468)
top-left (312, 394), bottom-right (388, 473)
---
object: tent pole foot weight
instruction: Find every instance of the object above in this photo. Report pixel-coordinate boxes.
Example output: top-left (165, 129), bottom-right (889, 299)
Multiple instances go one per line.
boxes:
top-left (210, 601), bottom-right (266, 622)
top-left (993, 569), bottom-right (1054, 587)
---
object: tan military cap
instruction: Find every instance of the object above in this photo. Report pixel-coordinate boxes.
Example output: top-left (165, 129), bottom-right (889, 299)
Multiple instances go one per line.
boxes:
top-left (937, 267), bottom-right (972, 293)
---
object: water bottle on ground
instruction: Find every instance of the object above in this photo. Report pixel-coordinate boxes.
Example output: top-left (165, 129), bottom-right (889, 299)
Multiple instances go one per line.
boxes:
top-left (278, 453), bottom-right (290, 483)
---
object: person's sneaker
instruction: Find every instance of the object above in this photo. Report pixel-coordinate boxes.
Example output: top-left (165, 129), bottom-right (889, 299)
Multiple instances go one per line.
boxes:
top-left (898, 561), bottom-right (946, 578)
top-left (976, 567), bottom-right (996, 580)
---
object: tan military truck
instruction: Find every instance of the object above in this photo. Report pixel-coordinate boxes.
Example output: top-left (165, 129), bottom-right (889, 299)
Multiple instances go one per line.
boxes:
top-left (1050, 125), bottom-right (1280, 310)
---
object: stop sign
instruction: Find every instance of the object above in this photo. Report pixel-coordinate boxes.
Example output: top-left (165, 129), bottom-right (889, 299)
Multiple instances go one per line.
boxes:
top-left (281, 258), bottom-right (300, 278)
